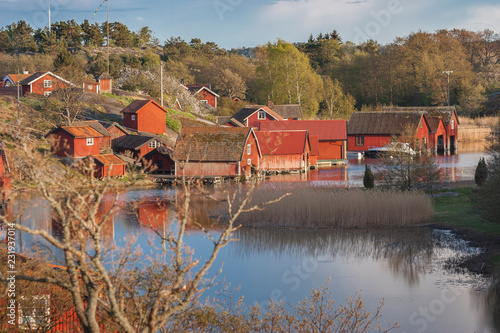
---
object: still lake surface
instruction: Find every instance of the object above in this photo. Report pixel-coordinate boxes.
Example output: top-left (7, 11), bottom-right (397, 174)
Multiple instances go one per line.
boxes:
top-left (13, 142), bottom-right (499, 332)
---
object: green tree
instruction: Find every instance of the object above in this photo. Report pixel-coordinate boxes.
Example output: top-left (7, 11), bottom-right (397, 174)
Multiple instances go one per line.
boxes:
top-left (255, 40), bottom-right (323, 118)
top-left (5, 20), bottom-right (37, 52)
top-left (363, 164), bottom-right (375, 189)
top-left (321, 76), bottom-right (356, 119)
top-left (474, 157), bottom-right (488, 186)
top-left (81, 19), bottom-right (105, 47)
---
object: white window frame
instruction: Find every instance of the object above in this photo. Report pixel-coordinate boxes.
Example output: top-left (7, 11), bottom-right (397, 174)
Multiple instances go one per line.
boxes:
top-left (200, 100), bottom-right (208, 104)
top-left (258, 111), bottom-right (266, 120)
top-left (451, 120), bottom-right (454, 130)
top-left (131, 114), bottom-right (136, 121)
top-left (44, 91), bottom-right (52, 97)
top-left (355, 136), bottom-right (364, 146)
top-left (247, 144), bottom-right (251, 155)
top-left (148, 141), bottom-right (159, 149)
top-left (86, 137), bottom-right (94, 146)
top-left (43, 80), bottom-right (52, 88)
top-left (247, 158), bottom-right (252, 165)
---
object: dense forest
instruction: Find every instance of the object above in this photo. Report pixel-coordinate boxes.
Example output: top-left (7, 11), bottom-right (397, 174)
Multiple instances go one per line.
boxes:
top-left (0, 19), bottom-right (499, 118)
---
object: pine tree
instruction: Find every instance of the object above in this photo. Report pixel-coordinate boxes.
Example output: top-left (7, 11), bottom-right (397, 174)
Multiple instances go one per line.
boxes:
top-left (363, 164), bottom-right (375, 189)
top-left (474, 157), bottom-right (488, 186)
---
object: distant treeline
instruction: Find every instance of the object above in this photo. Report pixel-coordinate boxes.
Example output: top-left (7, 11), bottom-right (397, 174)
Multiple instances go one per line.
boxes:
top-left (1, 20), bottom-right (499, 117)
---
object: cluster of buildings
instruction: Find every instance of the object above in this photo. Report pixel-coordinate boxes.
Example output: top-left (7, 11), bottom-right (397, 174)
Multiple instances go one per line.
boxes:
top-left (0, 68), bottom-right (460, 181)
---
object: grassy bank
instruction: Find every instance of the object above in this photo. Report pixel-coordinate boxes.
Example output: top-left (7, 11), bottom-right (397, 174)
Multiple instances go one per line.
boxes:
top-left (431, 186), bottom-right (500, 235)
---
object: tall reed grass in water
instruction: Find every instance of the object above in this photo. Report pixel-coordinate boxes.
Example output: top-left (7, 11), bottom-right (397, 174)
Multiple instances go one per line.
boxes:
top-left (233, 185), bottom-right (433, 228)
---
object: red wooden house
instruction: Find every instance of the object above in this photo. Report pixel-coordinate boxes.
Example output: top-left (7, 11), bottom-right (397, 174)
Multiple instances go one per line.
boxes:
top-left (143, 146), bottom-right (175, 174)
top-left (49, 125), bottom-right (103, 159)
top-left (91, 154), bottom-right (126, 178)
top-left (174, 127), bottom-right (261, 177)
top-left (107, 122), bottom-right (130, 149)
top-left (382, 106), bottom-right (460, 152)
top-left (184, 84), bottom-right (219, 108)
top-left (255, 130), bottom-right (310, 172)
top-left (259, 120), bottom-right (348, 160)
top-left (425, 116), bottom-right (448, 152)
top-left (114, 134), bottom-right (168, 160)
top-left (19, 71), bottom-right (73, 97)
top-left (226, 106), bottom-right (283, 128)
top-left (3, 72), bottom-right (31, 87)
top-left (121, 99), bottom-right (168, 135)
top-left (82, 73), bottom-right (113, 94)
top-left (74, 120), bottom-right (111, 152)
top-left (347, 111), bottom-right (430, 152)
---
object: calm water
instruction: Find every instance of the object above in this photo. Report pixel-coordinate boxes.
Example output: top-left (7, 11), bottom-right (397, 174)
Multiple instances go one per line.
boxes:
top-left (10, 143), bottom-right (499, 332)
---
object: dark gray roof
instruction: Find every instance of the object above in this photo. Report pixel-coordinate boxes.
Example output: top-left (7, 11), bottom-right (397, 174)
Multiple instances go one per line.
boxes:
top-left (116, 134), bottom-right (168, 150)
top-left (270, 104), bottom-right (302, 119)
top-left (174, 127), bottom-right (252, 162)
top-left (382, 106), bottom-right (457, 126)
top-left (348, 112), bottom-right (424, 135)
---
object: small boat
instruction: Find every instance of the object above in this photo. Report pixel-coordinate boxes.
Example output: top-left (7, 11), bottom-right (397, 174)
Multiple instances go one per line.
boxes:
top-left (365, 142), bottom-right (416, 158)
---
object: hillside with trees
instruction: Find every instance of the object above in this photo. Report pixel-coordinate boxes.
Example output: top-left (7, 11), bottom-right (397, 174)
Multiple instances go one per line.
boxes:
top-left (0, 20), bottom-right (499, 119)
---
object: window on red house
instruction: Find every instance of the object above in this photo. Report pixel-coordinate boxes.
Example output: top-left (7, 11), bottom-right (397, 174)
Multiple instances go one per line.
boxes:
top-left (247, 144), bottom-right (251, 155)
top-left (131, 115), bottom-right (136, 121)
top-left (258, 111), bottom-right (266, 119)
top-left (355, 136), bottom-right (364, 146)
top-left (43, 80), bottom-right (52, 88)
top-left (86, 138), bottom-right (94, 146)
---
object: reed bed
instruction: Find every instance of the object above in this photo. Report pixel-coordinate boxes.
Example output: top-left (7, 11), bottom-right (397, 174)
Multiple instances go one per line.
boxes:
top-left (459, 116), bottom-right (500, 128)
top-left (231, 185), bottom-right (433, 228)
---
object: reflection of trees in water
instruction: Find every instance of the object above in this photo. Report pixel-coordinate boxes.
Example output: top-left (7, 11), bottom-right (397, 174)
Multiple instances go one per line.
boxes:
top-left (234, 227), bottom-right (437, 286)
top-left (471, 276), bottom-right (500, 332)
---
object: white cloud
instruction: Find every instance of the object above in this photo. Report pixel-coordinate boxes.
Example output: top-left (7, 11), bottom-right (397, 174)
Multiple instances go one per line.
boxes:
top-left (463, 5), bottom-right (500, 30)
top-left (136, 16), bottom-right (144, 21)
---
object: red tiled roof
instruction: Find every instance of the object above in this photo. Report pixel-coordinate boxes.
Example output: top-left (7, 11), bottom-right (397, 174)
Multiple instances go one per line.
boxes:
top-left (4, 73), bottom-right (31, 85)
top-left (255, 131), bottom-right (307, 155)
top-left (309, 135), bottom-right (320, 156)
top-left (174, 127), bottom-right (252, 162)
top-left (258, 120), bottom-right (347, 141)
top-left (120, 99), bottom-right (168, 114)
top-left (60, 125), bottom-right (104, 138)
top-left (93, 154), bottom-right (126, 166)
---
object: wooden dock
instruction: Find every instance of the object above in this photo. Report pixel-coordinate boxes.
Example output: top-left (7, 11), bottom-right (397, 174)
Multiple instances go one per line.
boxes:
top-left (317, 159), bottom-right (347, 167)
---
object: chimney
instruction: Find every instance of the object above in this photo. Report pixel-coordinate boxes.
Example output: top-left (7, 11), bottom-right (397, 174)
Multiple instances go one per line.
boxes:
top-left (267, 99), bottom-right (273, 108)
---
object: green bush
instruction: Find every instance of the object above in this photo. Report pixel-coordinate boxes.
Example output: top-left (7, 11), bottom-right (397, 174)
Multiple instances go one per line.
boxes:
top-left (166, 116), bottom-right (181, 132)
top-left (474, 157), bottom-right (488, 186)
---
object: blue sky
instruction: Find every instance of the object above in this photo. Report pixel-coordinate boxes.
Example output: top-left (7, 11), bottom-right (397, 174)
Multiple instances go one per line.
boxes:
top-left (2, 0), bottom-right (500, 49)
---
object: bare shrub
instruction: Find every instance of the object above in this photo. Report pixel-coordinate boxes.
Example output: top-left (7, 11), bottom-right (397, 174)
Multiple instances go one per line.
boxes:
top-left (225, 184), bottom-right (433, 228)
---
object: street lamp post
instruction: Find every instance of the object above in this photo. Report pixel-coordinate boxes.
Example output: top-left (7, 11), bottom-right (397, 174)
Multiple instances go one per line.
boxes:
top-left (442, 70), bottom-right (453, 106)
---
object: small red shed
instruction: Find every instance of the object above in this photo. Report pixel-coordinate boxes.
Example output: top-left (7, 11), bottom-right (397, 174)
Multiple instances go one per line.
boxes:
top-left (185, 84), bottom-right (219, 108)
top-left (91, 154), bottom-right (126, 178)
top-left (107, 122), bottom-right (130, 149)
top-left (425, 116), bottom-right (448, 151)
top-left (49, 125), bottom-right (103, 158)
top-left (259, 120), bottom-right (348, 160)
top-left (97, 73), bottom-right (113, 94)
top-left (174, 127), bottom-right (261, 177)
top-left (143, 146), bottom-right (175, 174)
top-left (255, 130), bottom-right (310, 172)
top-left (347, 111), bottom-right (430, 152)
top-left (227, 106), bottom-right (283, 128)
top-left (121, 99), bottom-right (168, 135)
top-left (19, 71), bottom-right (73, 97)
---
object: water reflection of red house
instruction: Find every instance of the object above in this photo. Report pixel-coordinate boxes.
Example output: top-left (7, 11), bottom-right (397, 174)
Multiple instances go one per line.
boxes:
top-left (137, 198), bottom-right (169, 232)
top-left (0, 143), bottom-right (11, 202)
top-left (309, 167), bottom-right (348, 181)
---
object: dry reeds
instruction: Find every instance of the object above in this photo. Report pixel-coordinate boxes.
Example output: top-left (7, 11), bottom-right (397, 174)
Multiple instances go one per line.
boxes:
top-left (459, 116), bottom-right (500, 128)
top-left (231, 185), bottom-right (433, 228)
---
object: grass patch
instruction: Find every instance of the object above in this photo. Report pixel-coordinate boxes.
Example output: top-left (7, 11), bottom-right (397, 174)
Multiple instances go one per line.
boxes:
top-left (167, 108), bottom-right (196, 119)
top-left (166, 116), bottom-right (182, 132)
top-left (431, 186), bottom-right (500, 235)
top-left (102, 93), bottom-right (136, 106)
